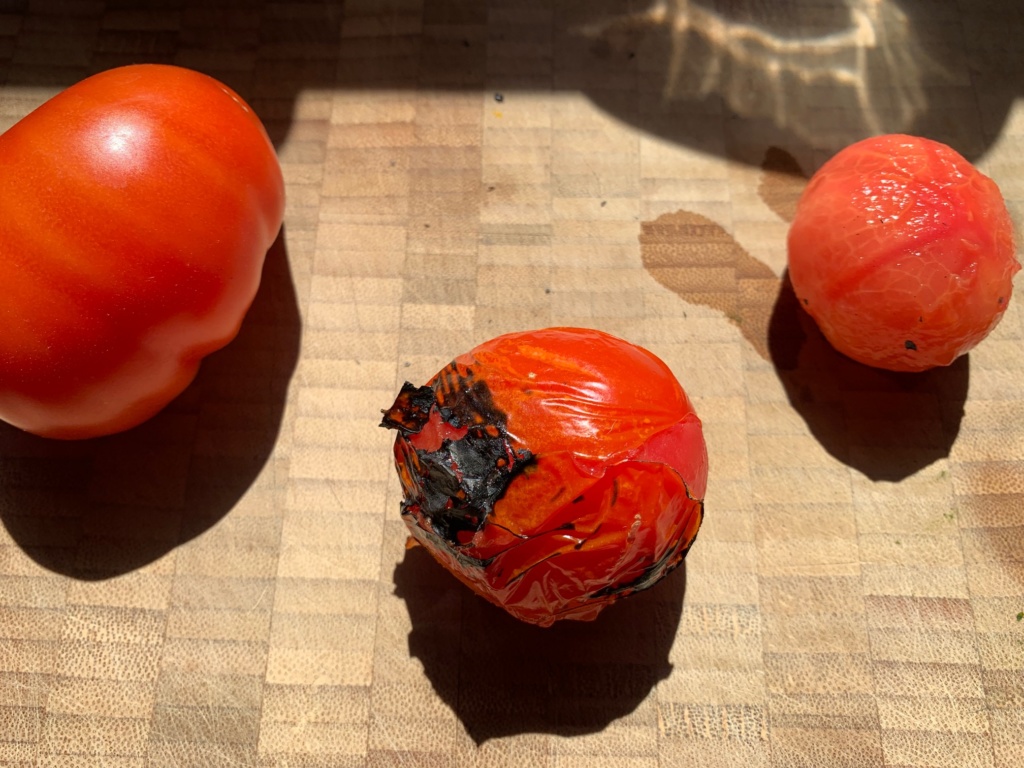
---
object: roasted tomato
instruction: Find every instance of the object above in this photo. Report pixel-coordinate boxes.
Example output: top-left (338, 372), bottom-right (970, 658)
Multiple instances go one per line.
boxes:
top-left (788, 133), bottom-right (1019, 372)
top-left (0, 64), bottom-right (285, 439)
top-left (381, 327), bottom-right (708, 627)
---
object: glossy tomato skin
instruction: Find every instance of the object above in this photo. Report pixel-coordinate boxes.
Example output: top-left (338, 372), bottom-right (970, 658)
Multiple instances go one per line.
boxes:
top-left (382, 327), bottom-right (708, 627)
top-left (0, 64), bottom-right (285, 439)
top-left (788, 134), bottom-right (1020, 372)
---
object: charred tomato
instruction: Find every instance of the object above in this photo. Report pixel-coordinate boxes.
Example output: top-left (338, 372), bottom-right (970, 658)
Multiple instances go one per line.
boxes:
top-left (381, 327), bottom-right (708, 627)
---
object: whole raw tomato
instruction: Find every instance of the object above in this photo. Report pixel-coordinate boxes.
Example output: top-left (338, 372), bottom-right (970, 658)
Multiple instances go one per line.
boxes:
top-left (0, 64), bottom-right (285, 439)
top-left (381, 327), bottom-right (708, 627)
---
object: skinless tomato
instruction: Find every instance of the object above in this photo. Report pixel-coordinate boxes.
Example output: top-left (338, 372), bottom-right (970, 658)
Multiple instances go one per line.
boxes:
top-left (0, 64), bottom-right (285, 439)
top-left (787, 134), bottom-right (1020, 372)
top-left (381, 327), bottom-right (708, 627)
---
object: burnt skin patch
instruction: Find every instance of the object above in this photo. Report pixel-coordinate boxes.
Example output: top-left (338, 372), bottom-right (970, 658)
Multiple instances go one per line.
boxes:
top-left (382, 363), bottom-right (533, 548)
top-left (381, 382), bottom-right (435, 433)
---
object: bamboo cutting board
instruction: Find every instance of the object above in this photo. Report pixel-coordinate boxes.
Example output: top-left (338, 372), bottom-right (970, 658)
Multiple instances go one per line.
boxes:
top-left (1, 1), bottom-right (1023, 766)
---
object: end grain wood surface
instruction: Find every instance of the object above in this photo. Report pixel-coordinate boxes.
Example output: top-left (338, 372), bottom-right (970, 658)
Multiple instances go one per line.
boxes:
top-left (1, 1), bottom-right (1022, 766)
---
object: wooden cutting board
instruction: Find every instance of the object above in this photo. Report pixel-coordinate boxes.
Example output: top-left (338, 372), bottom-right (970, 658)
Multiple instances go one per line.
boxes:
top-left (1, 1), bottom-right (1022, 766)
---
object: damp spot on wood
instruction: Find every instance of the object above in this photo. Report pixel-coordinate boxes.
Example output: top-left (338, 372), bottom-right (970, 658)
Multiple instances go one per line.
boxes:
top-left (639, 208), bottom-right (780, 362)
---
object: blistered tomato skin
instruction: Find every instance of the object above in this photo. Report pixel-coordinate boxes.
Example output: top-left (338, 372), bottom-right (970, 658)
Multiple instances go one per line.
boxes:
top-left (381, 327), bottom-right (708, 627)
top-left (787, 134), bottom-right (1020, 372)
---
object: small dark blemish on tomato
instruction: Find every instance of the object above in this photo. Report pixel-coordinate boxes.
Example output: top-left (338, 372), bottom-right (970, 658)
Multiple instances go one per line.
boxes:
top-left (999, 296), bottom-right (1005, 304)
top-left (905, 340), bottom-right (917, 351)
top-left (802, 298), bottom-right (809, 306)
top-left (572, 495), bottom-right (585, 504)
top-left (610, 477), bottom-right (619, 507)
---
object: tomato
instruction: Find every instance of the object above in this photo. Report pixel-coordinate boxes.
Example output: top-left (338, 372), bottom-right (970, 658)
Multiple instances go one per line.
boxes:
top-left (787, 134), bottom-right (1020, 372)
top-left (381, 327), bottom-right (708, 627)
top-left (0, 64), bottom-right (285, 439)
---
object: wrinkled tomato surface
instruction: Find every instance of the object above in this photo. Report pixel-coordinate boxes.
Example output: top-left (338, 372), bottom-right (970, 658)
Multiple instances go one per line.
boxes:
top-left (382, 327), bottom-right (708, 627)
top-left (788, 134), bottom-right (1019, 372)
top-left (0, 64), bottom-right (284, 439)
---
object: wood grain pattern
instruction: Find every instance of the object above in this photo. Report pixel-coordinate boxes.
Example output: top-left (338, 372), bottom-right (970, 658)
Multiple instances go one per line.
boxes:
top-left (1, 1), bottom-right (1023, 766)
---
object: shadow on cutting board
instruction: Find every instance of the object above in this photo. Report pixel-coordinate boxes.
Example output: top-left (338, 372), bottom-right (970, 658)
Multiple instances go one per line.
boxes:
top-left (0, 228), bottom-right (301, 579)
top-left (767, 272), bottom-right (971, 482)
top-left (0, 0), bottom-right (1021, 163)
top-left (393, 543), bottom-right (687, 744)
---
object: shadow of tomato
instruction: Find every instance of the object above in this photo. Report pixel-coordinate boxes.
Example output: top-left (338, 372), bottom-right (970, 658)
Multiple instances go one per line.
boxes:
top-left (768, 271), bottom-right (969, 482)
top-left (392, 542), bottom-right (687, 745)
top-left (0, 228), bottom-right (301, 579)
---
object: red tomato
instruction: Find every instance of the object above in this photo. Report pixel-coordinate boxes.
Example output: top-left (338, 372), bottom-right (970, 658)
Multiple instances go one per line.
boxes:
top-left (0, 64), bottom-right (285, 439)
top-left (788, 134), bottom-right (1020, 372)
top-left (381, 327), bottom-right (708, 627)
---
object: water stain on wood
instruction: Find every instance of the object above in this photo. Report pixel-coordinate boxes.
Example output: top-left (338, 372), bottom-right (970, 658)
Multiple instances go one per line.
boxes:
top-left (639, 147), bottom-right (807, 362)
top-left (640, 209), bottom-right (780, 361)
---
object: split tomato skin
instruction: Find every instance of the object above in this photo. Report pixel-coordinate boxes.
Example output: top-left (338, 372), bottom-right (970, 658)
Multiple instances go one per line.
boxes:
top-left (382, 327), bottom-right (708, 627)
top-left (787, 134), bottom-right (1020, 372)
top-left (0, 64), bottom-right (285, 439)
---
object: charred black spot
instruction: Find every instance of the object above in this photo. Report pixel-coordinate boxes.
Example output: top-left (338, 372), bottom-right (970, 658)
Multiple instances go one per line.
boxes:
top-left (382, 363), bottom-right (533, 548)
top-left (380, 382), bottom-right (436, 433)
top-left (905, 340), bottom-right (918, 351)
